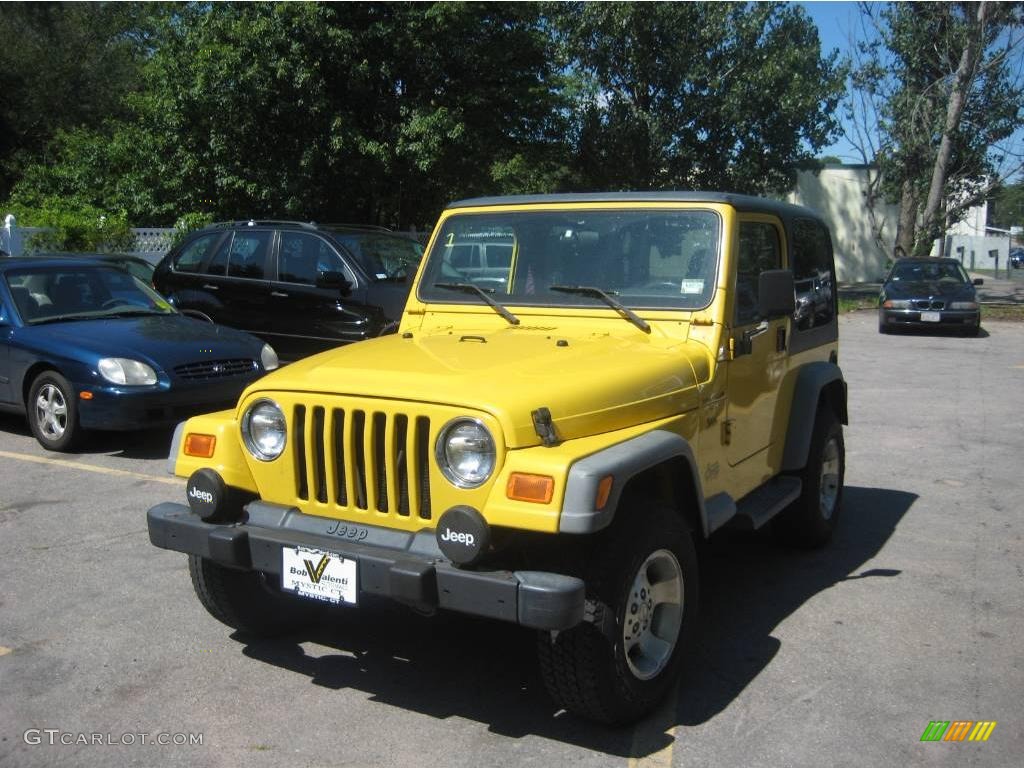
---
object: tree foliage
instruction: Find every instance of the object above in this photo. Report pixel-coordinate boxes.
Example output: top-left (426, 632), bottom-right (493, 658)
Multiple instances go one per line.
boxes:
top-left (3, 2), bottom-right (846, 228)
top-left (846, 2), bottom-right (1024, 256)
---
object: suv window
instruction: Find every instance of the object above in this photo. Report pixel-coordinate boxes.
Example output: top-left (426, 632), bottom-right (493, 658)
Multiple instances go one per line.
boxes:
top-left (226, 232), bottom-right (272, 279)
top-left (735, 221), bottom-right (782, 325)
top-left (174, 233), bottom-right (220, 273)
top-left (791, 218), bottom-right (835, 329)
top-left (279, 232), bottom-right (347, 285)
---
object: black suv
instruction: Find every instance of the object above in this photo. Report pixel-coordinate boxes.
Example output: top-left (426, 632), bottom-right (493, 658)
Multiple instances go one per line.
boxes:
top-left (153, 221), bottom-right (423, 361)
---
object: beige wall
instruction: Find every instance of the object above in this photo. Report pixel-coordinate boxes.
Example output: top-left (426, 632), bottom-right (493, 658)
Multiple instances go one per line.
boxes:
top-left (786, 166), bottom-right (900, 282)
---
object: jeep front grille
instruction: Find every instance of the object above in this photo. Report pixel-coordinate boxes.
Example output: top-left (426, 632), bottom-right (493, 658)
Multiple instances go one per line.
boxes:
top-left (174, 358), bottom-right (257, 380)
top-left (292, 405), bottom-right (432, 520)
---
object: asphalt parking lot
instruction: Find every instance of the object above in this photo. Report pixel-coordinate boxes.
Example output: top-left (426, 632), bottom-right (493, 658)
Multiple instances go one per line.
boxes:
top-left (1, 310), bottom-right (1021, 768)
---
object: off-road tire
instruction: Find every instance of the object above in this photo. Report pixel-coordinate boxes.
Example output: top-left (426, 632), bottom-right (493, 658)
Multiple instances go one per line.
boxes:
top-left (536, 504), bottom-right (699, 724)
top-left (27, 371), bottom-right (81, 452)
top-left (776, 407), bottom-right (845, 548)
top-left (188, 555), bottom-right (323, 636)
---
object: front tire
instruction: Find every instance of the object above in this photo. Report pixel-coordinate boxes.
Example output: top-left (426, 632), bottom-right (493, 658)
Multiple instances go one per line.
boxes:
top-left (537, 505), bottom-right (699, 724)
top-left (188, 555), bottom-right (323, 636)
top-left (776, 407), bottom-right (845, 548)
top-left (27, 371), bottom-right (81, 452)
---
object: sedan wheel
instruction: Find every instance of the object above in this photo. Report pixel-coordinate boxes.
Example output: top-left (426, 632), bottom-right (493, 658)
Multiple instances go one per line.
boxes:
top-left (28, 371), bottom-right (81, 452)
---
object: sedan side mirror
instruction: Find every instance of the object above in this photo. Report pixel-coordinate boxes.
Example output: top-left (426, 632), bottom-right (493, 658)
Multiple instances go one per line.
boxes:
top-left (973, 278), bottom-right (984, 285)
top-left (316, 270), bottom-right (352, 294)
top-left (758, 269), bottom-right (796, 319)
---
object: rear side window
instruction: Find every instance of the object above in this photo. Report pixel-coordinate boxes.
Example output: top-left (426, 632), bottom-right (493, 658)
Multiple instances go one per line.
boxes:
top-left (791, 218), bottom-right (835, 330)
top-left (278, 232), bottom-right (345, 285)
top-left (226, 231), bottom-right (272, 279)
top-left (173, 234), bottom-right (220, 273)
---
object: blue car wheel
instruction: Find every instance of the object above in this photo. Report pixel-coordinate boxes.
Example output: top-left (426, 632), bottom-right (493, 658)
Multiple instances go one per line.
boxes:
top-left (28, 371), bottom-right (81, 452)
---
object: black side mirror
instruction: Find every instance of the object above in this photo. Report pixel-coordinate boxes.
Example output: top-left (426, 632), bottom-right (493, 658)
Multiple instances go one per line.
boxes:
top-left (973, 278), bottom-right (984, 285)
top-left (758, 269), bottom-right (796, 319)
top-left (316, 270), bottom-right (352, 294)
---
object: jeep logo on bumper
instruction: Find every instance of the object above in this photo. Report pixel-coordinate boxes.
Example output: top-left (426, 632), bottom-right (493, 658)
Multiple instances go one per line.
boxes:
top-left (436, 506), bottom-right (490, 566)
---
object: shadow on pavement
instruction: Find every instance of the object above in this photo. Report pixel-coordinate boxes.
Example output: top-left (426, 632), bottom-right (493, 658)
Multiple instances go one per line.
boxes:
top-left (235, 485), bottom-right (916, 758)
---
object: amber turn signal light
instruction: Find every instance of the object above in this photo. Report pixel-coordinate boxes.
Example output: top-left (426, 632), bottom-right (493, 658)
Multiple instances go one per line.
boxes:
top-left (78, 391), bottom-right (94, 400)
top-left (506, 473), bottom-right (554, 504)
top-left (184, 433), bottom-right (217, 458)
top-left (595, 475), bottom-right (614, 510)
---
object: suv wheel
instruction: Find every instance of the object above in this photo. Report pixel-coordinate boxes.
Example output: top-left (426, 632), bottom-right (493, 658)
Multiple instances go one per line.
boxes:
top-left (28, 371), bottom-right (81, 452)
top-left (777, 407), bottom-right (845, 548)
top-left (537, 505), bottom-right (698, 724)
top-left (188, 555), bottom-right (323, 636)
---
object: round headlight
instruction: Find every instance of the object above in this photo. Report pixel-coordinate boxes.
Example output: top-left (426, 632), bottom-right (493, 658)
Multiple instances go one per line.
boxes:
top-left (260, 343), bottom-right (279, 371)
top-left (241, 399), bottom-right (287, 461)
top-left (436, 418), bottom-right (496, 488)
top-left (98, 357), bottom-right (157, 386)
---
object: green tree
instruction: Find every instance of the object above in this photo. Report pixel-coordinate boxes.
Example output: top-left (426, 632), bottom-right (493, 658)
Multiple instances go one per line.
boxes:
top-left (846, 2), bottom-right (1024, 256)
top-left (556, 2), bottom-right (844, 193)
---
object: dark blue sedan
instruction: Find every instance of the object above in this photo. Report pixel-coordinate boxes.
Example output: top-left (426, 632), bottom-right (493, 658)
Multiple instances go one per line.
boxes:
top-left (0, 257), bottom-right (279, 451)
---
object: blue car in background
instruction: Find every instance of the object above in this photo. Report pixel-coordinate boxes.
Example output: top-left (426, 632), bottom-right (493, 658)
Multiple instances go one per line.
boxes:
top-left (0, 257), bottom-right (279, 451)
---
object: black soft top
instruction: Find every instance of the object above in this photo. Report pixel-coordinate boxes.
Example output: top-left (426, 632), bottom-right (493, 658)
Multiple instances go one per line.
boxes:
top-left (446, 191), bottom-right (826, 226)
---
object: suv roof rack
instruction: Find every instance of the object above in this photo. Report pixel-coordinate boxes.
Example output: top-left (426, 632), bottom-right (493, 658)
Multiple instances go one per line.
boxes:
top-left (208, 220), bottom-right (319, 229)
top-left (320, 222), bottom-right (393, 232)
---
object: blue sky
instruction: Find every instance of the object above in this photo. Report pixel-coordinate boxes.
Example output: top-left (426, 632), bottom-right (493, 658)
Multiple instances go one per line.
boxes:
top-left (799, 1), bottom-right (867, 162)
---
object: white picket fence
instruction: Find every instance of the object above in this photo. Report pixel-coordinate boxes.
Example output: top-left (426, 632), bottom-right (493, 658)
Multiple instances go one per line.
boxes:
top-left (1, 214), bottom-right (175, 263)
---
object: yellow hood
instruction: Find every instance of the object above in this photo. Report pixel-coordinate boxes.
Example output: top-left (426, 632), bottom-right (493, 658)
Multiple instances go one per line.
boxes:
top-left (248, 328), bottom-right (710, 447)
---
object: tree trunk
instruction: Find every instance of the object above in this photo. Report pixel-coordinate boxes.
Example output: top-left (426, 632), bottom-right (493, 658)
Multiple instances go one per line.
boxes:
top-left (918, 1), bottom-right (989, 253)
top-left (895, 179), bottom-right (917, 258)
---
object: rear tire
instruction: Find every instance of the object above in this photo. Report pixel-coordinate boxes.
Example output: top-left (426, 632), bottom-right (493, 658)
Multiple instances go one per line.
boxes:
top-left (776, 408), bottom-right (844, 548)
top-left (537, 504), bottom-right (699, 724)
top-left (188, 555), bottom-right (322, 636)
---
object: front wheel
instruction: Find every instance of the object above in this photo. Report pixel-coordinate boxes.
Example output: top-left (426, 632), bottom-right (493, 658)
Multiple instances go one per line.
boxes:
top-left (188, 555), bottom-right (323, 636)
top-left (28, 371), bottom-right (81, 452)
top-left (537, 505), bottom-right (699, 724)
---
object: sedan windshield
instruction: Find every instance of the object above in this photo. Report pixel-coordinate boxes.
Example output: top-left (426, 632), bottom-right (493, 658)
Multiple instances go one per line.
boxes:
top-left (418, 209), bottom-right (721, 310)
top-left (890, 260), bottom-right (968, 283)
top-left (5, 265), bottom-right (174, 324)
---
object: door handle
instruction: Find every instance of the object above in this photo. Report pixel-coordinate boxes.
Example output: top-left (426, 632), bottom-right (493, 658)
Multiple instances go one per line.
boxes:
top-left (270, 291), bottom-right (289, 298)
top-left (733, 320), bottom-right (769, 357)
top-left (202, 284), bottom-right (219, 291)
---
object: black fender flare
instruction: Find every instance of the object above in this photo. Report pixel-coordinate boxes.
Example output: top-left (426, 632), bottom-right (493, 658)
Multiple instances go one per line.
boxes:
top-left (781, 361), bottom-right (848, 472)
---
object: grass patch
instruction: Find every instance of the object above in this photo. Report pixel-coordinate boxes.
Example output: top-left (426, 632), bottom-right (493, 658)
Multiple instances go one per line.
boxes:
top-left (838, 296), bottom-right (876, 313)
top-left (981, 304), bottom-right (1024, 322)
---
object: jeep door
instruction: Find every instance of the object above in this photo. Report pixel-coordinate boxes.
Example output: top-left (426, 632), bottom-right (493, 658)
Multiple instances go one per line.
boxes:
top-left (725, 217), bottom-right (788, 468)
top-left (268, 231), bottom-right (370, 360)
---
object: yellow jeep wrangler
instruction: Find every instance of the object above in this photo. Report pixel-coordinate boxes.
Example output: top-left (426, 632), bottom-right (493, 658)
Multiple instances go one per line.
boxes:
top-left (148, 193), bottom-right (847, 724)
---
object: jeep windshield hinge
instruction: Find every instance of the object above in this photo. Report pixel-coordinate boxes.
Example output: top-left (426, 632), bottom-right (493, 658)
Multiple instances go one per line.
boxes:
top-left (532, 407), bottom-right (558, 446)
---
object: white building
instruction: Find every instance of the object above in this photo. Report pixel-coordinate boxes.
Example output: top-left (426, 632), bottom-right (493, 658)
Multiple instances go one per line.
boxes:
top-left (787, 165), bottom-right (1004, 280)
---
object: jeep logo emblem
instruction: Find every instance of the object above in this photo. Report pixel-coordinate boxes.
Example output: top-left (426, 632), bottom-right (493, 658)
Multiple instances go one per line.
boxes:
top-left (440, 528), bottom-right (475, 547)
top-left (188, 486), bottom-right (214, 505)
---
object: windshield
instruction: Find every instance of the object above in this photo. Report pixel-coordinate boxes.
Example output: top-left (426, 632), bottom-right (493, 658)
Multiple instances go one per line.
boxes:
top-left (329, 232), bottom-right (425, 280)
top-left (4, 265), bottom-right (174, 324)
top-left (890, 260), bottom-right (968, 283)
top-left (418, 209), bottom-right (721, 310)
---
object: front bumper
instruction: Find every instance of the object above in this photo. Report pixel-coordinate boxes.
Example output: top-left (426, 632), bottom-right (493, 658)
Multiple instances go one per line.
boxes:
top-left (78, 377), bottom-right (257, 430)
top-left (148, 500), bottom-right (585, 631)
top-left (878, 307), bottom-right (980, 329)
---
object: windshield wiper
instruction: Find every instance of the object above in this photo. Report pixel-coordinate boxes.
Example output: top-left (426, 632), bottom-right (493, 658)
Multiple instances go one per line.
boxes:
top-left (550, 285), bottom-right (651, 333)
top-left (104, 308), bottom-right (165, 317)
top-left (435, 283), bottom-right (520, 326)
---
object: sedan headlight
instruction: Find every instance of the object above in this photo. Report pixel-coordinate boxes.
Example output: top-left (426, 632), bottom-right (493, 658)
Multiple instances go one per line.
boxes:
top-left (882, 299), bottom-right (911, 309)
top-left (260, 343), bottom-right (280, 371)
top-left (950, 301), bottom-right (978, 310)
top-left (98, 357), bottom-right (158, 386)
top-left (241, 399), bottom-right (287, 461)
top-left (436, 418), bottom-right (496, 488)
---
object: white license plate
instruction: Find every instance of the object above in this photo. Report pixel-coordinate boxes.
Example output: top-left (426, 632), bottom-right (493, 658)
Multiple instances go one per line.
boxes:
top-left (920, 311), bottom-right (941, 322)
top-left (281, 546), bottom-right (357, 605)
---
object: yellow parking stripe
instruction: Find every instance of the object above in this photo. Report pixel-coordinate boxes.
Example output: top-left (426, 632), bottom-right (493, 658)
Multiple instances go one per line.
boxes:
top-left (0, 450), bottom-right (182, 486)
top-left (0, 646), bottom-right (12, 657)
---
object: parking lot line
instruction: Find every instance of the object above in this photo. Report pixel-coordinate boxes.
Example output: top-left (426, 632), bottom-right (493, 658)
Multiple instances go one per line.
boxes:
top-left (0, 449), bottom-right (181, 486)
